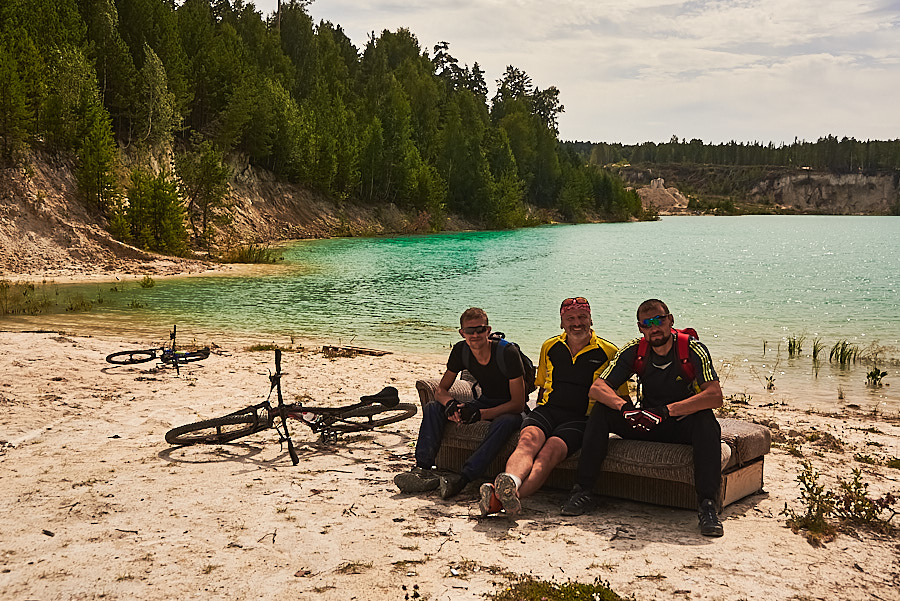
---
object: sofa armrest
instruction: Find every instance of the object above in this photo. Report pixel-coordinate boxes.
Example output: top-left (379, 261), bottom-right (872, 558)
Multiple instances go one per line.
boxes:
top-left (415, 378), bottom-right (476, 408)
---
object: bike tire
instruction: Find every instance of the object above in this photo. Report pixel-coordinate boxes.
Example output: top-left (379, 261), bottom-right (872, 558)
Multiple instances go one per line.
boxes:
top-left (160, 347), bottom-right (211, 365)
top-left (106, 349), bottom-right (157, 365)
top-left (165, 413), bottom-right (268, 445)
top-left (325, 402), bottom-right (417, 434)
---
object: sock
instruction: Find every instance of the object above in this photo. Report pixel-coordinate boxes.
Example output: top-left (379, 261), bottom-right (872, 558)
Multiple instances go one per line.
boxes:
top-left (501, 472), bottom-right (522, 489)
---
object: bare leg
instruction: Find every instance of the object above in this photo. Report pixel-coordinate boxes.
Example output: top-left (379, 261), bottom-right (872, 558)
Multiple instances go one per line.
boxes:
top-left (518, 436), bottom-right (568, 499)
top-left (503, 426), bottom-right (546, 483)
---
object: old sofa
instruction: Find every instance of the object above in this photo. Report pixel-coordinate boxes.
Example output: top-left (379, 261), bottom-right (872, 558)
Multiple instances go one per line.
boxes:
top-left (415, 378), bottom-right (771, 510)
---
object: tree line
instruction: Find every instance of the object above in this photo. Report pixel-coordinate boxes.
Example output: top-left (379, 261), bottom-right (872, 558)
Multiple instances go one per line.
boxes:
top-left (570, 135), bottom-right (900, 173)
top-left (0, 0), bottom-right (645, 257)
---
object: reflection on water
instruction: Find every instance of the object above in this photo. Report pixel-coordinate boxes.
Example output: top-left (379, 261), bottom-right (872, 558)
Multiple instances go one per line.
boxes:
top-left (3, 216), bottom-right (898, 413)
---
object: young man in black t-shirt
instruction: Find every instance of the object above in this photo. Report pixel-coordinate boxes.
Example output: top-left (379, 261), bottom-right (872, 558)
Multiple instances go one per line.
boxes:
top-left (561, 299), bottom-right (726, 537)
top-left (394, 307), bottom-right (526, 499)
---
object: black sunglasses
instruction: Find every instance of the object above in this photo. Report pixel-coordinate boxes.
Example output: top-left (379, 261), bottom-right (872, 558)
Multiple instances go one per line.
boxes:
top-left (460, 325), bottom-right (489, 335)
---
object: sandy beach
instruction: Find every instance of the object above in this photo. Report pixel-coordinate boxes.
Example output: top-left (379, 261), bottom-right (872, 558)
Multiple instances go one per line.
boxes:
top-left (0, 327), bottom-right (898, 601)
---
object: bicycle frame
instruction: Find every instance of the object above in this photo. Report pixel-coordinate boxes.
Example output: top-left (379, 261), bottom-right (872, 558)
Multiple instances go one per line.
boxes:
top-left (164, 350), bottom-right (415, 463)
top-left (105, 325), bottom-right (210, 375)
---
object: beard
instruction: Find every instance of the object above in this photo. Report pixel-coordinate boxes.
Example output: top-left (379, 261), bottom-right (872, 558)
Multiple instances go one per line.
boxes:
top-left (647, 332), bottom-right (670, 347)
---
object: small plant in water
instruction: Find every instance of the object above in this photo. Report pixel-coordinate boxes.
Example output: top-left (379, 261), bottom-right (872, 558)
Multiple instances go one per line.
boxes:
top-left (766, 375), bottom-right (776, 390)
top-left (788, 335), bottom-right (805, 358)
top-left (830, 340), bottom-right (859, 366)
top-left (221, 243), bottom-right (282, 264)
top-left (811, 337), bottom-right (825, 362)
top-left (65, 293), bottom-right (92, 312)
top-left (139, 275), bottom-right (155, 288)
top-left (866, 366), bottom-right (887, 387)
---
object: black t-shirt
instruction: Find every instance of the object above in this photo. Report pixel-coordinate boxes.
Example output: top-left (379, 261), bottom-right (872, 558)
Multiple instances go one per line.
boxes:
top-left (447, 340), bottom-right (524, 401)
top-left (602, 336), bottom-right (718, 408)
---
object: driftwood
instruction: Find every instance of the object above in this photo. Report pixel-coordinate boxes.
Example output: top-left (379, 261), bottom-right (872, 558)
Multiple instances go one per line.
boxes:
top-left (321, 345), bottom-right (391, 357)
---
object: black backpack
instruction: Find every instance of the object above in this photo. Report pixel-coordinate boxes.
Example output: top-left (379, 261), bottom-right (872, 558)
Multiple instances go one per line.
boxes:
top-left (462, 331), bottom-right (537, 394)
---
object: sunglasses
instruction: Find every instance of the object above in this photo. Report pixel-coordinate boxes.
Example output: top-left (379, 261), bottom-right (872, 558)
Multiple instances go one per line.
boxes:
top-left (637, 314), bottom-right (669, 329)
top-left (561, 297), bottom-right (589, 307)
top-left (460, 325), bottom-right (489, 335)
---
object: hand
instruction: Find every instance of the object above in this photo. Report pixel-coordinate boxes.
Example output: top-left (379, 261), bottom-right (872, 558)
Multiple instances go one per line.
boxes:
top-left (457, 403), bottom-right (482, 424)
top-left (620, 401), bottom-right (642, 428)
top-left (443, 399), bottom-right (462, 419)
top-left (628, 406), bottom-right (670, 432)
top-left (619, 400), bottom-right (636, 419)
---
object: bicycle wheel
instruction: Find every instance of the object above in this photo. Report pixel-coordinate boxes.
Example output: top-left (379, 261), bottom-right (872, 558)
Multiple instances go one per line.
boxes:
top-left (160, 347), bottom-right (211, 365)
top-left (165, 413), bottom-right (269, 445)
top-left (325, 403), bottom-right (418, 434)
top-left (106, 349), bottom-right (157, 365)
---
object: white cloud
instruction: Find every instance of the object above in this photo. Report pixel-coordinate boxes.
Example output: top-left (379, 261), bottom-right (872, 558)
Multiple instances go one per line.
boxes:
top-left (249, 0), bottom-right (900, 143)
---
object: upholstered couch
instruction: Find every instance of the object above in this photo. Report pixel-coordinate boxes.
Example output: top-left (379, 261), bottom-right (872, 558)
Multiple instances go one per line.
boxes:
top-left (415, 378), bottom-right (771, 510)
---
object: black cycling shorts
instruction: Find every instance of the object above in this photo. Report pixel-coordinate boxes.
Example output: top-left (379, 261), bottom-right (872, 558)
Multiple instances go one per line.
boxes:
top-left (520, 404), bottom-right (588, 456)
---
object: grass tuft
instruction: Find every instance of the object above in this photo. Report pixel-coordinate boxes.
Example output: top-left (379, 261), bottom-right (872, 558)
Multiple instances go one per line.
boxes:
top-left (830, 340), bottom-right (859, 366)
top-left (487, 574), bottom-right (631, 601)
top-left (788, 335), bottom-right (805, 358)
top-left (220, 243), bottom-right (282, 264)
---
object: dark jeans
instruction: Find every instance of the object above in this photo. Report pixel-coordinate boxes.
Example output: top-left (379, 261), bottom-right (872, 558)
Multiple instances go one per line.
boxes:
top-left (415, 397), bottom-right (522, 481)
top-left (574, 404), bottom-right (722, 504)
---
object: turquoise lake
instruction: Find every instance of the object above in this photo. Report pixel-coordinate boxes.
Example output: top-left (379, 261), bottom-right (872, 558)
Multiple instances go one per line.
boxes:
top-left (6, 215), bottom-right (899, 411)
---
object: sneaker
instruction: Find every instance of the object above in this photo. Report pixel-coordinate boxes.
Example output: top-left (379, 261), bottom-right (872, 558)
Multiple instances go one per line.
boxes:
top-left (494, 473), bottom-right (521, 515)
top-left (394, 467), bottom-right (439, 493)
top-left (439, 473), bottom-right (469, 499)
top-left (560, 484), bottom-right (596, 516)
top-left (478, 483), bottom-right (503, 515)
top-left (698, 499), bottom-right (724, 537)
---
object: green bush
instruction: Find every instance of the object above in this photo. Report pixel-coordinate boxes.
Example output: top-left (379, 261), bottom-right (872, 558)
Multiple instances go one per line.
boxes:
top-left (220, 243), bottom-right (282, 264)
top-left (782, 462), bottom-right (896, 545)
top-left (488, 575), bottom-right (631, 601)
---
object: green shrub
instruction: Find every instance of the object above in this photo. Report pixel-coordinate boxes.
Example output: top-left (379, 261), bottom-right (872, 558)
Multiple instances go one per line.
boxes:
top-left (782, 461), bottom-right (837, 545)
top-left (65, 294), bottom-right (92, 312)
top-left (487, 575), bottom-right (631, 601)
top-left (782, 462), bottom-right (897, 545)
top-left (139, 275), bottom-right (155, 288)
top-left (220, 243), bottom-right (282, 264)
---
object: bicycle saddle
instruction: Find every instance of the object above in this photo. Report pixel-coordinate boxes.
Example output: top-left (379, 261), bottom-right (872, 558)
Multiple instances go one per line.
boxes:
top-left (360, 386), bottom-right (400, 407)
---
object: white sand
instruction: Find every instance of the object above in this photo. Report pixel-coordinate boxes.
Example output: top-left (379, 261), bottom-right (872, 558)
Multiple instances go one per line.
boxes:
top-left (1, 330), bottom-right (898, 600)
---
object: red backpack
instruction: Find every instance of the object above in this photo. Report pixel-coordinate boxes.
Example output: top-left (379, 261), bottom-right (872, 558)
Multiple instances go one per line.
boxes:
top-left (633, 328), bottom-right (698, 382)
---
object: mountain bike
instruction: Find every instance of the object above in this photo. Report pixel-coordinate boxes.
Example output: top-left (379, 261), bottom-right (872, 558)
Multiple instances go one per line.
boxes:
top-left (105, 325), bottom-right (210, 375)
top-left (164, 350), bottom-right (417, 464)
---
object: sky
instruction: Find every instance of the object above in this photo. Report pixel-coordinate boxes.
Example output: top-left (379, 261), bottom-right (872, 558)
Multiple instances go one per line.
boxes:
top-left (250, 1), bottom-right (900, 145)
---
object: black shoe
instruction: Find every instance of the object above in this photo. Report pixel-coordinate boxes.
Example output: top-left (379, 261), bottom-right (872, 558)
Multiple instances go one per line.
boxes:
top-left (561, 484), bottom-right (596, 516)
top-left (698, 499), bottom-right (724, 537)
top-left (439, 473), bottom-right (469, 499)
top-left (394, 467), bottom-right (439, 493)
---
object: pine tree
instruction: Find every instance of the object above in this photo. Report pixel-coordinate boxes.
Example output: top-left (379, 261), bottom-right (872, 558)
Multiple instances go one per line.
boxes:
top-left (77, 103), bottom-right (119, 213)
top-left (0, 41), bottom-right (32, 165)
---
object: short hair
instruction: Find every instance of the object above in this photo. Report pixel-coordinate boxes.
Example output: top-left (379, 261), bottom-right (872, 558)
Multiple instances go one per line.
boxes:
top-left (637, 299), bottom-right (669, 319)
top-left (460, 307), bottom-right (489, 327)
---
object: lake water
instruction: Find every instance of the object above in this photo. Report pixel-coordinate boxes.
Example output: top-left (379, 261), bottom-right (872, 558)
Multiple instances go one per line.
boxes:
top-left (5, 216), bottom-right (898, 412)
